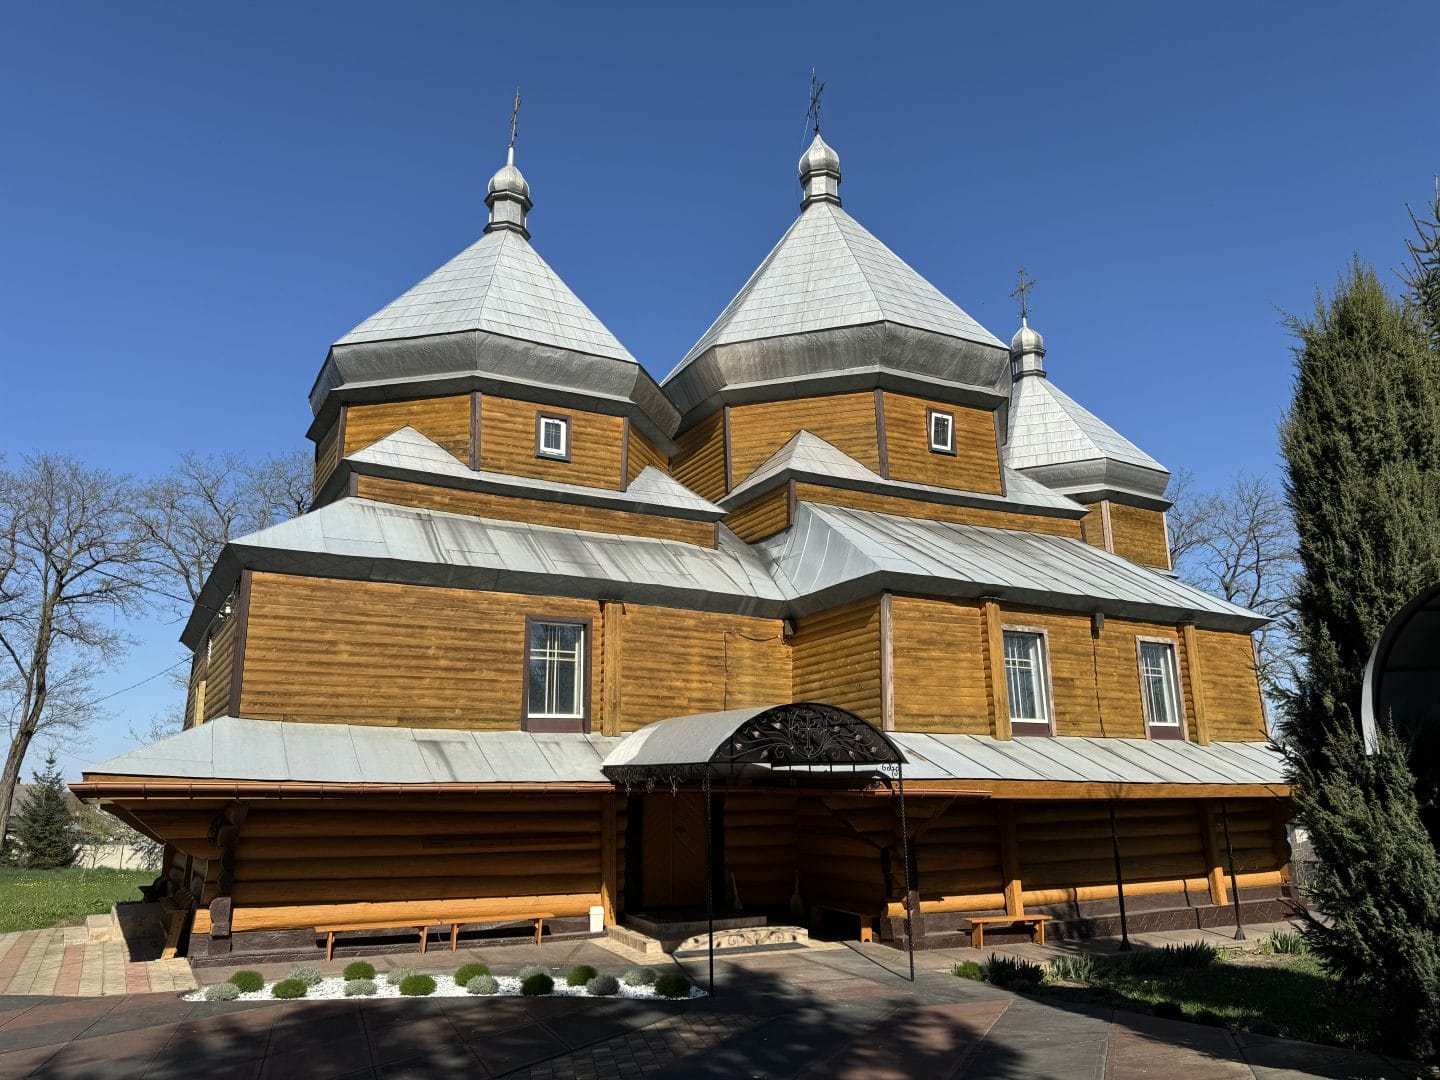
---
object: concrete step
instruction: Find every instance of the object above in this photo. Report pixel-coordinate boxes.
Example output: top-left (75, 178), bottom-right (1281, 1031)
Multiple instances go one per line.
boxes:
top-left (672, 924), bottom-right (809, 955)
top-left (624, 912), bottom-right (767, 941)
top-left (604, 925), bottom-right (664, 956)
top-left (86, 912), bottom-right (121, 943)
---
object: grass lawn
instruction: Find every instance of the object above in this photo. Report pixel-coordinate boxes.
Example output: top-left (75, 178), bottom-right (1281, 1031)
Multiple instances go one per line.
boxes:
top-left (1038, 949), bottom-right (1383, 1055)
top-left (0, 866), bottom-right (153, 934)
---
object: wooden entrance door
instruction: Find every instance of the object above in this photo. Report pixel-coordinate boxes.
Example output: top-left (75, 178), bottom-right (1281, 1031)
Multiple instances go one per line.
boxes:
top-left (640, 793), bottom-right (709, 909)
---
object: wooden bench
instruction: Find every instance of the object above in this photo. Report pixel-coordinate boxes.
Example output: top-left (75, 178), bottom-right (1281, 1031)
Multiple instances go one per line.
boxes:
top-left (812, 905), bottom-right (876, 943)
top-left (159, 888), bottom-right (195, 960)
top-left (965, 914), bottom-right (1051, 949)
top-left (316, 913), bottom-right (556, 961)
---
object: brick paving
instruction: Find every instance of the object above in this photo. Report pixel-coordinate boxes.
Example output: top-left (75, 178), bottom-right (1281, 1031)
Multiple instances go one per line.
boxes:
top-left (0, 916), bottom-right (195, 999)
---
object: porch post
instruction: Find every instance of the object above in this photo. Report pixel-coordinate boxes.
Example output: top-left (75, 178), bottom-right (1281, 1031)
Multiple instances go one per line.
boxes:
top-left (704, 767), bottom-right (714, 996)
top-left (1220, 799), bottom-right (1246, 940)
top-left (1107, 799), bottom-right (1131, 951)
top-left (897, 768), bottom-right (915, 982)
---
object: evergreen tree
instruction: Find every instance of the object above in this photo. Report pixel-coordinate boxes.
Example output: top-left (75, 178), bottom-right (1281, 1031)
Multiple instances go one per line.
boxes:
top-left (1279, 259), bottom-right (1440, 761)
top-left (11, 754), bottom-right (79, 869)
top-left (1406, 178), bottom-right (1440, 353)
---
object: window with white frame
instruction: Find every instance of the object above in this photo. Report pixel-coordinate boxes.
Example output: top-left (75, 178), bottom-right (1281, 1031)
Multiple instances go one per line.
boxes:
top-left (526, 621), bottom-right (586, 729)
top-left (1139, 639), bottom-right (1183, 735)
top-left (928, 409), bottom-right (955, 454)
top-left (537, 414), bottom-right (570, 460)
top-left (1003, 630), bottom-right (1051, 733)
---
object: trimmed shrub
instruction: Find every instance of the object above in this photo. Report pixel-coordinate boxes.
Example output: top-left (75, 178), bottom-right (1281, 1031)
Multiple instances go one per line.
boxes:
top-left (289, 964), bottom-right (323, 987)
top-left (455, 962), bottom-right (491, 986)
top-left (952, 961), bottom-right (984, 981)
top-left (228, 970), bottom-right (265, 993)
top-left (1152, 1001), bottom-right (1186, 1021)
top-left (343, 961), bottom-right (377, 981)
top-left (982, 955), bottom-right (1045, 990)
top-left (466, 974), bottom-right (500, 996)
top-left (655, 973), bottom-right (691, 998)
top-left (1113, 942), bottom-right (1216, 976)
top-left (344, 979), bottom-right (378, 997)
top-left (586, 974), bottom-right (620, 997)
top-left (271, 978), bottom-right (308, 999)
top-left (517, 964), bottom-right (549, 981)
top-left (566, 964), bottom-right (598, 987)
top-left (1045, 953), bottom-right (1100, 984)
top-left (385, 966), bottom-right (419, 987)
top-left (398, 974), bottom-right (437, 997)
top-left (204, 982), bottom-right (241, 1002)
top-left (621, 967), bottom-right (656, 987)
top-left (520, 972), bottom-right (554, 996)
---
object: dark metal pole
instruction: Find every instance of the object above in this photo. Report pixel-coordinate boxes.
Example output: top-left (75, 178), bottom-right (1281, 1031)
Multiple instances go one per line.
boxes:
top-left (1108, 799), bottom-right (1131, 951)
top-left (897, 768), bottom-right (915, 982)
top-left (1220, 799), bottom-right (1246, 941)
top-left (704, 768), bottom-right (715, 994)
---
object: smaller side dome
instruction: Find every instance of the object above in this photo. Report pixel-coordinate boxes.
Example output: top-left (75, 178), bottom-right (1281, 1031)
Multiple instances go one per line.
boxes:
top-left (1009, 318), bottom-right (1046, 379)
top-left (484, 154), bottom-right (533, 239)
top-left (487, 162), bottom-right (530, 201)
top-left (799, 133), bottom-right (841, 208)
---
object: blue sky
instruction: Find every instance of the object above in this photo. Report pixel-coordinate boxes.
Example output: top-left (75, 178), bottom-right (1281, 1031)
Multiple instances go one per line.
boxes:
top-left (2, 2), bottom-right (1437, 777)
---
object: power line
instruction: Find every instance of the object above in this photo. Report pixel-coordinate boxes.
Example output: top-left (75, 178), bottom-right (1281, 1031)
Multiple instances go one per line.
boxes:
top-left (86, 656), bottom-right (189, 708)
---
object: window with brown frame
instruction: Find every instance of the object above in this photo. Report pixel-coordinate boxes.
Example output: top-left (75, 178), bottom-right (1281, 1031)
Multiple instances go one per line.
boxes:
top-left (1002, 628), bottom-right (1054, 736)
top-left (1137, 637), bottom-right (1185, 740)
top-left (523, 617), bottom-right (590, 732)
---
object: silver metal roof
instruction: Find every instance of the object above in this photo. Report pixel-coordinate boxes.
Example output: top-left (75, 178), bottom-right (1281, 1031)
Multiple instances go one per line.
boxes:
top-left (346, 427), bottom-right (723, 519)
top-left (723, 430), bottom-right (1083, 516)
top-left (88, 716), bottom-right (620, 785)
top-left (759, 502), bottom-right (1265, 631)
top-left (336, 229), bottom-right (635, 361)
top-left (598, 707), bottom-right (774, 773)
top-left (1006, 373), bottom-right (1169, 501)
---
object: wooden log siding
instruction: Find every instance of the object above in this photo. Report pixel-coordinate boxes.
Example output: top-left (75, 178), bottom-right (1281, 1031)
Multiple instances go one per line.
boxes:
top-left (1107, 502), bottom-right (1172, 569)
top-left (479, 395), bottom-right (625, 489)
top-left (797, 795), bottom-right (889, 916)
top-left (352, 475), bottom-right (716, 547)
top-left (625, 427), bottom-right (668, 484)
top-left (344, 395), bottom-right (472, 462)
top-left (1194, 629), bottom-right (1269, 741)
top-left (789, 598), bottom-right (884, 726)
top-left (879, 394), bottom-right (1003, 493)
top-left (727, 393), bottom-right (881, 488)
top-left (723, 485), bottom-right (791, 543)
top-left (888, 597), bottom-right (990, 733)
top-left (202, 613), bottom-right (239, 722)
top-left (670, 411), bottom-right (727, 503)
top-left (726, 794), bottom-right (799, 909)
top-left (312, 415), bottom-right (342, 498)
top-left (791, 484), bottom-right (1082, 538)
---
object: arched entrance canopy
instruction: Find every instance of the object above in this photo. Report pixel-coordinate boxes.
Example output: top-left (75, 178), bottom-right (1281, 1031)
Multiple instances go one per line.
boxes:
top-left (1362, 584), bottom-right (1440, 750)
top-left (600, 702), bottom-right (907, 789)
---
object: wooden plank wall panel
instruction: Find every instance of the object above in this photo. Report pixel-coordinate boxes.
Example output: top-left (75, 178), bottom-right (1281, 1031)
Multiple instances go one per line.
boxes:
top-left (313, 416), bottom-right (341, 498)
top-left (671, 412), bottom-right (727, 503)
top-left (796, 795), bottom-right (888, 916)
top-left (726, 794), bottom-right (798, 909)
top-left (615, 604), bottom-right (789, 731)
top-left (723, 486), bottom-right (791, 543)
top-left (880, 394), bottom-right (1003, 493)
top-left (479, 396), bottom-right (625, 489)
top-left (202, 615), bottom-right (237, 722)
top-left (344, 396), bottom-right (472, 462)
top-left (626, 427), bottom-right (668, 483)
top-left (353, 476), bottom-right (715, 547)
top-left (1108, 503), bottom-right (1171, 569)
top-left (906, 801), bottom-right (1005, 913)
top-left (238, 574), bottom-right (601, 728)
top-left (728, 393), bottom-right (880, 488)
top-left (794, 484), bottom-right (1082, 538)
top-left (790, 598), bottom-right (883, 725)
top-left (889, 597), bottom-right (990, 732)
top-left (1195, 629), bottom-right (1268, 741)
top-left (1080, 507), bottom-right (1108, 549)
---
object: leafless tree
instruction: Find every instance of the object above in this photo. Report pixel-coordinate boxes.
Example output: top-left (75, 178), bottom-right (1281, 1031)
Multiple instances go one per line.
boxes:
top-left (0, 456), bottom-right (151, 842)
top-left (131, 450), bottom-right (309, 613)
top-left (1168, 471), bottom-right (1300, 707)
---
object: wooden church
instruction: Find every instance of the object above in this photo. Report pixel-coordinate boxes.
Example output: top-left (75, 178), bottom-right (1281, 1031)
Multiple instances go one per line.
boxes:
top-left (75, 128), bottom-right (1292, 962)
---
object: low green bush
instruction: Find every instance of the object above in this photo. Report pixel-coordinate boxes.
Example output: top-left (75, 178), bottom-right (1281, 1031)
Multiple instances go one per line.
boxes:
top-left (399, 974), bottom-right (437, 997)
top-left (521, 972), bottom-right (554, 996)
top-left (289, 964), bottom-right (323, 987)
top-left (982, 955), bottom-right (1045, 990)
top-left (466, 974), bottom-right (500, 996)
top-left (344, 979), bottom-right (378, 997)
top-left (385, 966), bottom-right (418, 987)
top-left (343, 961), bottom-right (376, 981)
top-left (655, 973), bottom-right (691, 998)
top-left (518, 964), bottom-right (549, 981)
top-left (566, 964), bottom-right (598, 987)
top-left (227, 970), bottom-right (264, 993)
top-left (1045, 953), bottom-right (1100, 984)
top-left (621, 967), bottom-right (656, 986)
top-left (455, 962), bottom-right (491, 986)
top-left (1261, 931), bottom-right (1308, 956)
top-left (271, 978), bottom-right (308, 999)
top-left (952, 960), bottom-right (984, 981)
top-left (1111, 942), bottom-right (1216, 976)
top-left (204, 982), bottom-right (241, 1002)
top-left (586, 974), bottom-right (619, 997)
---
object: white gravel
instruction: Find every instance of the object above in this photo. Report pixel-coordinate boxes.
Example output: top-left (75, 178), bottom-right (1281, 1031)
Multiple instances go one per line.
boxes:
top-left (186, 972), bottom-right (706, 1002)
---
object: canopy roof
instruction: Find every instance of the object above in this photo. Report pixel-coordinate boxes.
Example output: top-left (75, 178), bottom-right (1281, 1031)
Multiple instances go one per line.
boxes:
top-left (1362, 583), bottom-right (1440, 750)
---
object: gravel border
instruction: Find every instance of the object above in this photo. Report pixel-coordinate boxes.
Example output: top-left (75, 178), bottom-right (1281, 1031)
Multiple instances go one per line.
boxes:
top-left (187, 973), bottom-right (705, 1002)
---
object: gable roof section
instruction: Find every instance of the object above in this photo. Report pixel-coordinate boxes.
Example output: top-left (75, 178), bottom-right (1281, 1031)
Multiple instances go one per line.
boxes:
top-left (1006, 375), bottom-right (1168, 492)
top-left (669, 203), bottom-right (1004, 377)
top-left (336, 229), bottom-right (636, 363)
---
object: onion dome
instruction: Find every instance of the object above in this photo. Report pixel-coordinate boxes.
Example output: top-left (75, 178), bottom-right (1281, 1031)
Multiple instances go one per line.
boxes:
top-left (484, 150), bottom-right (532, 238)
top-left (799, 133), bottom-right (841, 207)
top-left (1009, 317), bottom-right (1046, 379)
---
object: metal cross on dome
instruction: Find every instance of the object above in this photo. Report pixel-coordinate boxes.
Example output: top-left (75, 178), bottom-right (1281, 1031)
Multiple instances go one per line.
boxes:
top-left (508, 87), bottom-right (521, 152)
top-left (1011, 266), bottom-right (1036, 323)
top-left (807, 70), bottom-right (825, 135)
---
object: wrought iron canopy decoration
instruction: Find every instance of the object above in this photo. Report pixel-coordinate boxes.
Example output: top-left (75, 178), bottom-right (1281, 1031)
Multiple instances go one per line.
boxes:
top-left (601, 702), bottom-right (905, 789)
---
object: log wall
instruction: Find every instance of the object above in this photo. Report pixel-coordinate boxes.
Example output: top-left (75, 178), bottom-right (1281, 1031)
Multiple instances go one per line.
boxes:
top-left (202, 612), bottom-right (239, 722)
top-left (625, 427), bottom-right (668, 484)
top-left (1108, 502), bottom-right (1171, 569)
top-left (725, 793), bottom-right (798, 910)
top-left (478, 395), bottom-right (625, 489)
top-left (790, 598), bottom-right (883, 725)
top-left (889, 597), bottom-right (990, 733)
top-left (794, 484), bottom-right (1082, 537)
top-left (670, 411), bottom-right (727, 503)
top-left (723, 486), bottom-right (791, 543)
top-left (880, 393), bottom-right (1002, 493)
top-left (313, 415), bottom-right (342, 498)
top-left (728, 393), bottom-right (881, 487)
top-left (1195, 629), bottom-right (1268, 741)
top-left (344, 396), bottom-right (471, 462)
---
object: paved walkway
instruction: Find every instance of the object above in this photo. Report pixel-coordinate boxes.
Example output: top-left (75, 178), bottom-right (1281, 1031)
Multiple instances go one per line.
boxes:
top-left (0, 937), bottom-right (1414, 1079)
top-left (0, 918), bottom-right (194, 998)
